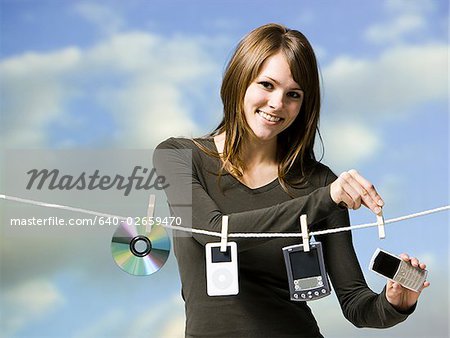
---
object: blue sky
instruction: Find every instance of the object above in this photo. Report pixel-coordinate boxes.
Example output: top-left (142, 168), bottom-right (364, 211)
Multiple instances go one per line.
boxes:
top-left (0, 0), bottom-right (449, 337)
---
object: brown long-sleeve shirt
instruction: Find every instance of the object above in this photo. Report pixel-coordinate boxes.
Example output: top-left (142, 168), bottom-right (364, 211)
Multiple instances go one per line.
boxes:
top-left (153, 137), bottom-right (413, 337)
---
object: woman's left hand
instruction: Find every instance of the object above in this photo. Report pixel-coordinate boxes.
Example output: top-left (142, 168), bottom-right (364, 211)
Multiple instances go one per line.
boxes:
top-left (385, 253), bottom-right (430, 312)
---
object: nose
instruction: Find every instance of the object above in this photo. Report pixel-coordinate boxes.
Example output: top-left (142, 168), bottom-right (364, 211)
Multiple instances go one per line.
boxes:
top-left (268, 90), bottom-right (284, 110)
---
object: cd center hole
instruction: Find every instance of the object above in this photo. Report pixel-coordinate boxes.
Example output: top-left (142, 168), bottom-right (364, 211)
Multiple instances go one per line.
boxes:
top-left (134, 239), bottom-right (149, 254)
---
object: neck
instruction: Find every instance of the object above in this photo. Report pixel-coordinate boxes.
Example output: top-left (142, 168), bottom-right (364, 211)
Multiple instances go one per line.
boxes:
top-left (241, 136), bottom-right (278, 169)
top-left (213, 132), bottom-right (278, 169)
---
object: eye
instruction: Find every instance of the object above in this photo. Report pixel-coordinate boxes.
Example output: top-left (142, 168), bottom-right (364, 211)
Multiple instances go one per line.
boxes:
top-left (258, 81), bottom-right (273, 89)
top-left (287, 91), bottom-right (303, 99)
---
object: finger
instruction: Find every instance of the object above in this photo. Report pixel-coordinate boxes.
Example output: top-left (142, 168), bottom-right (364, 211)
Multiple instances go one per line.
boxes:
top-left (348, 169), bottom-right (383, 205)
top-left (342, 171), bottom-right (375, 212)
top-left (331, 175), bottom-right (355, 209)
top-left (340, 190), bottom-right (355, 210)
top-left (400, 254), bottom-right (428, 270)
top-left (348, 169), bottom-right (384, 207)
top-left (399, 253), bottom-right (410, 261)
top-left (410, 257), bottom-right (420, 268)
top-left (399, 254), bottom-right (424, 267)
top-left (339, 173), bottom-right (363, 209)
top-left (343, 171), bottom-right (381, 214)
top-left (416, 281), bottom-right (431, 293)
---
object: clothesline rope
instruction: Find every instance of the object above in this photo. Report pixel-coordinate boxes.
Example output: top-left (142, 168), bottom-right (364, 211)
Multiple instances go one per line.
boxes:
top-left (1, 194), bottom-right (449, 238)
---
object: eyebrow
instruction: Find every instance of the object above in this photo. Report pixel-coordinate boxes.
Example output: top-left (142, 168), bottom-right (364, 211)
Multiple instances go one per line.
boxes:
top-left (262, 76), bottom-right (303, 92)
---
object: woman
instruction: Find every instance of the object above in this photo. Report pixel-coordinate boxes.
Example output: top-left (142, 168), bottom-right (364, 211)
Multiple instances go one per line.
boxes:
top-left (154, 23), bottom-right (429, 337)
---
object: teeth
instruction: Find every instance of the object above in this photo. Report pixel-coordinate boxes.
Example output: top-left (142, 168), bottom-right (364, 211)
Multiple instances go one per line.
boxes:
top-left (257, 110), bottom-right (281, 122)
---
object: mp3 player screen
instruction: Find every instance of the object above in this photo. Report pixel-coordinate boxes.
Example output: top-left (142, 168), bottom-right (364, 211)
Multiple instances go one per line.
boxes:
top-left (211, 246), bottom-right (232, 263)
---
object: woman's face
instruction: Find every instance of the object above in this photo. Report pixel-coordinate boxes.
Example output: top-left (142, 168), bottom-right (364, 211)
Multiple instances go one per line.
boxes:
top-left (243, 51), bottom-right (304, 143)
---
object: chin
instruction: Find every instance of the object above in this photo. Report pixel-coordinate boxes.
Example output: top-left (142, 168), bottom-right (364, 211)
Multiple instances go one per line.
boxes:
top-left (250, 132), bottom-right (277, 142)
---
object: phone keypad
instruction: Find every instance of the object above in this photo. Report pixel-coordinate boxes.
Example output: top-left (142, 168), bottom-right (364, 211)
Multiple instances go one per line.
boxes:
top-left (395, 261), bottom-right (427, 291)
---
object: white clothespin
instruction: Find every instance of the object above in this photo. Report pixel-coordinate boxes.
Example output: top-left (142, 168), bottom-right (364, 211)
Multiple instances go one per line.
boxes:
top-left (220, 215), bottom-right (229, 252)
top-left (300, 214), bottom-right (310, 252)
top-left (376, 210), bottom-right (385, 239)
top-left (146, 194), bottom-right (156, 233)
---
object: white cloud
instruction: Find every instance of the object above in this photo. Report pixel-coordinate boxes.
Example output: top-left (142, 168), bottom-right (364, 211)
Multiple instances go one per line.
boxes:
top-left (322, 43), bottom-right (447, 121)
top-left (0, 31), bottom-right (219, 148)
top-left (1, 278), bottom-right (65, 336)
top-left (0, 48), bottom-right (82, 146)
top-left (158, 314), bottom-right (185, 338)
top-left (384, 0), bottom-right (436, 15)
top-left (84, 32), bottom-right (160, 73)
top-left (126, 294), bottom-right (184, 337)
top-left (322, 0), bottom-right (447, 170)
top-left (365, 0), bottom-right (439, 45)
top-left (365, 14), bottom-right (426, 44)
top-left (376, 174), bottom-right (406, 210)
top-left (313, 44), bottom-right (328, 61)
top-left (72, 309), bottom-right (124, 338)
top-left (85, 32), bottom-right (217, 147)
top-left (74, 2), bottom-right (124, 35)
top-left (69, 293), bottom-right (184, 338)
top-left (319, 121), bottom-right (381, 171)
top-left (319, 42), bottom-right (446, 169)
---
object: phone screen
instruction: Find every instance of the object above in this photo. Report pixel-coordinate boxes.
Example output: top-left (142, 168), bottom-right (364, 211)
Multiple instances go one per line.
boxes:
top-left (372, 251), bottom-right (400, 278)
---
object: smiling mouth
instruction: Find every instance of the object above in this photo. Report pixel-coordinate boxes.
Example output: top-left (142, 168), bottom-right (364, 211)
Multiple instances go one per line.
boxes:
top-left (257, 110), bottom-right (283, 122)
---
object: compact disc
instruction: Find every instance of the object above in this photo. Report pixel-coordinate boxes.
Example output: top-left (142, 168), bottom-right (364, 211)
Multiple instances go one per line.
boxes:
top-left (111, 220), bottom-right (170, 276)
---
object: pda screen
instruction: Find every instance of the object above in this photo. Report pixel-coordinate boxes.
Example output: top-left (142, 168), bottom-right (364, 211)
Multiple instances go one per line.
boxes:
top-left (290, 248), bottom-right (321, 279)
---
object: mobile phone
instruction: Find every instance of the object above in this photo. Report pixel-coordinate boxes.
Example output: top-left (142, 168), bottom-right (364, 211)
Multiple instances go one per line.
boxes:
top-left (282, 242), bottom-right (331, 301)
top-left (369, 248), bottom-right (427, 292)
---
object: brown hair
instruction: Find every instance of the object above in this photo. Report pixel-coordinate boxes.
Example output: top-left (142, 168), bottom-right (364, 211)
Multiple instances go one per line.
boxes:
top-left (199, 23), bottom-right (321, 192)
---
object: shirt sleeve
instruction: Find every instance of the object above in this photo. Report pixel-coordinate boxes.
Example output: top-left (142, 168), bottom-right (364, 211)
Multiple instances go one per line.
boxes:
top-left (315, 170), bottom-right (415, 328)
top-left (153, 137), bottom-right (342, 250)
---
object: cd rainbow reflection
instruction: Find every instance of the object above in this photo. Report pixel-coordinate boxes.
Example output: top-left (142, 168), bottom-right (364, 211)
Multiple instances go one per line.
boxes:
top-left (111, 219), bottom-right (170, 276)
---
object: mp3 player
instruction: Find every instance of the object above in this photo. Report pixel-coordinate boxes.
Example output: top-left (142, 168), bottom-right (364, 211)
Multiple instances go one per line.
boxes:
top-left (282, 242), bottom-right (331, 301)
top-left (205, 242), bottom-right (239, 296)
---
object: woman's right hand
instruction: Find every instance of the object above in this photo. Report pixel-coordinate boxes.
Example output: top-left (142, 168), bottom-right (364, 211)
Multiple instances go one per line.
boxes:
top-left (330, 169), bottom-right (384, 215)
